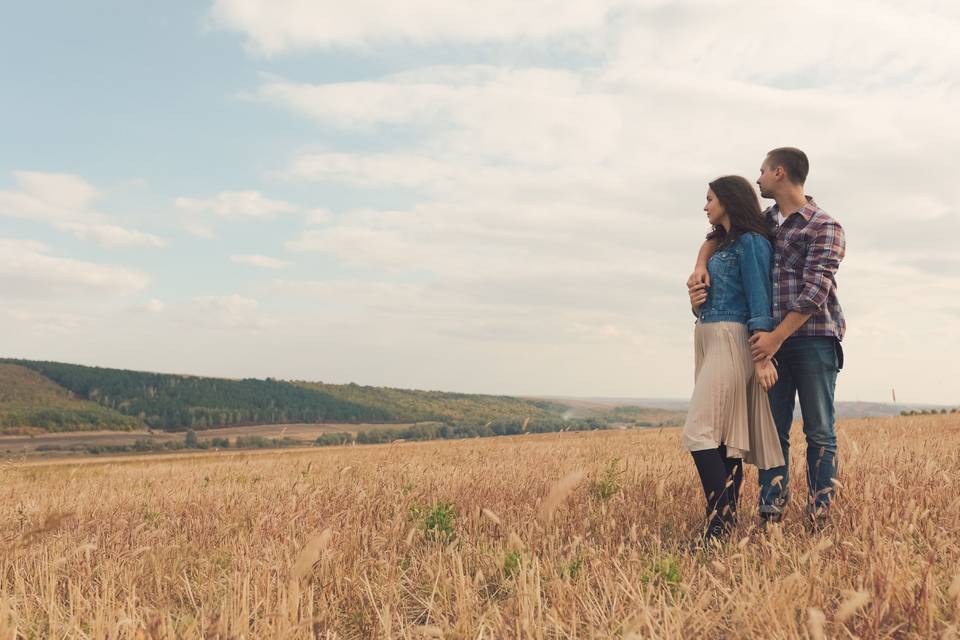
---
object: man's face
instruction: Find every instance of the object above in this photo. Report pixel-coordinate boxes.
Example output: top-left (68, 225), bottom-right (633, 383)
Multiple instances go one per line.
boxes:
top-left (757, 159), bottom-right (777, 199)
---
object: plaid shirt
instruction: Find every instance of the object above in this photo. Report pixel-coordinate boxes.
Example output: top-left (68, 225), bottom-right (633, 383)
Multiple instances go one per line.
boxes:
top-left (765, 196), bottom-right (846, 340)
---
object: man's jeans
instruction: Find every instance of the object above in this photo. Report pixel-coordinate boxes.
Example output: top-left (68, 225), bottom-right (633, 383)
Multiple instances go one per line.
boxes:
top-left (758, 336), bottom-right (841, 515)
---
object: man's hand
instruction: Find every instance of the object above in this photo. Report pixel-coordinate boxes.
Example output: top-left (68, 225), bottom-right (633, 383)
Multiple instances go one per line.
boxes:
top-left (755, 358), bottom-right (778, 391)
top-left (749, 331), bottom-right (783, 362)
top-left (688, 282), bottom-right (708, 314)
top-left (686, 266), bottom-right (710, 289)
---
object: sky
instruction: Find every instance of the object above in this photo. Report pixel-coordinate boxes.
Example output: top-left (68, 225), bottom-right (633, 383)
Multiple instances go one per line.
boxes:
top-left (1, 0), bottom-right (958, 404)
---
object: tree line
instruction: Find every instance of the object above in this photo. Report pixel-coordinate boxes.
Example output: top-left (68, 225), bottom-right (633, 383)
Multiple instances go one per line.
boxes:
top-left (3, 359), bottom-right (560, 431)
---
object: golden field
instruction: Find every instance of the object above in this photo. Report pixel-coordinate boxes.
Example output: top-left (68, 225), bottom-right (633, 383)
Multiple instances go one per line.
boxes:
top-left (2, 414), bottom-right (959, 639)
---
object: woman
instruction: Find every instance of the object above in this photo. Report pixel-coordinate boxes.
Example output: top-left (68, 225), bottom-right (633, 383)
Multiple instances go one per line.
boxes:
top-left (684, 175), bottom-right (785, 540)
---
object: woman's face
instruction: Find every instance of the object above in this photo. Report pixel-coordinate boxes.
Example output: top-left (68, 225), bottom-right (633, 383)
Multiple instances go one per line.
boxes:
top-left (704, 188), bottom-right (729, 229)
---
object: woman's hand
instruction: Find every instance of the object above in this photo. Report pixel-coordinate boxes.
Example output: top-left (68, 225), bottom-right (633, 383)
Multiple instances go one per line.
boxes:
top-left (755, 357), bottom-right (778, 391)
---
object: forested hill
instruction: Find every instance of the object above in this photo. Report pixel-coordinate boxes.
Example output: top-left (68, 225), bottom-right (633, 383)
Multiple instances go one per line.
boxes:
top-left (1, 359), bottom-right (559, 432)
top-left (0, 363), bottom-right (138, 434)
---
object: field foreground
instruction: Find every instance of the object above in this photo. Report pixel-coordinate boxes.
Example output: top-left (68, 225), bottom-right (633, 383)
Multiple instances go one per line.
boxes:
top-left (2, 414), bottom-right (959, 638)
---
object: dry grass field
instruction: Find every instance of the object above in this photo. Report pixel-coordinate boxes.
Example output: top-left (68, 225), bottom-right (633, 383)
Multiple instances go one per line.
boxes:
top-left (1, 413), bottom-right (959, 639)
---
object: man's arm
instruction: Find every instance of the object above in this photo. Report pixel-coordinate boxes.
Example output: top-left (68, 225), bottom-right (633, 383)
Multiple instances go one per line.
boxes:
top-left (749, 219), bottom-right (845, 361)
top-left (686, 239), bottom-right (718, 288)
top-left (750, 311), bottom-right (811, 361)
top-left (791, 220), bottom-right (845, 315)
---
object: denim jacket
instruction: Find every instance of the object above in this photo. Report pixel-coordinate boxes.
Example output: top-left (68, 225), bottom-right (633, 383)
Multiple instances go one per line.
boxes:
top-left (698, 232), bottom-right (774, 332)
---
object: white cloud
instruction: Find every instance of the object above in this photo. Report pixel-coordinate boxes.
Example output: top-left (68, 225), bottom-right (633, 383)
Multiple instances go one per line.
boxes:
top-left (256, 3), bottom-right (960, 403)
top-left (0, 171), bottom-right (101, 223)
top-left (186, 295), bottom-right (267, 331)
top-left (231, 254), bottom-right (291, 269)
top-left (306, 207), bottom-right (333, 224)
top-left (0, 171), bottom-right (167, 250)
top-left (174, 190), bottom-right (298, 218)
top-left (209, 0), bottom-right (630, 54)
top-left (262, 67), bottom-right (622, 166)
top-left (55, 222), bottom-right (168, 249)
top-left (174, 190), bottom-right (301, 237)
top-left (10, 1), bottom-right (957, 402)
top-left (0, 238), bottom-right (149, 297)
top-left (132, 299), bottom-right (165, 313)
top-left (606, 1), bottom-right (960, 91)
top-left (5, 309), bottom-right (93, 334)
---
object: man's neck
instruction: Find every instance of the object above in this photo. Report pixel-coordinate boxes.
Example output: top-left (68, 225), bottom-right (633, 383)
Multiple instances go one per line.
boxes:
top-left (774, 190), bottom-right (808, 216)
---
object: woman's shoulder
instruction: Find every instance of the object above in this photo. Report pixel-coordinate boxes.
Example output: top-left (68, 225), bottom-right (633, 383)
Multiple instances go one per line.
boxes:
top-left (738, 231), bottom-right (772, 249)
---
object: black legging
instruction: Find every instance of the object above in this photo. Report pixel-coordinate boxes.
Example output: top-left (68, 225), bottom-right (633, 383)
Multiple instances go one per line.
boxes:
top-left (691, 445), bottom-right (743, 537)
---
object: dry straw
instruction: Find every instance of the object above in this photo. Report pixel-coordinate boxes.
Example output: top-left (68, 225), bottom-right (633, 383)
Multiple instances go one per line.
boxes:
top-left (538, 469), bottom-right (586, 523)
top-left (1, 413), bottom-right (958, 637)
top-left (835, 590), bottom-right (871, 623)
top-left (292, 528), bottom-right (332, 581)
top-left (807, 607), bottom-right (827, 640)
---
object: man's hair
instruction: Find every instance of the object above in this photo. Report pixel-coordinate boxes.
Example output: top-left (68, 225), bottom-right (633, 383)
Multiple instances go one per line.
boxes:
top-left (765, 147), bottom-right (809, 185)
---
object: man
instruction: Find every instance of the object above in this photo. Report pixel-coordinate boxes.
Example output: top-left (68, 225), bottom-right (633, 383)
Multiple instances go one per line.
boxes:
top-left (687, 147), bottom-right (845, 526)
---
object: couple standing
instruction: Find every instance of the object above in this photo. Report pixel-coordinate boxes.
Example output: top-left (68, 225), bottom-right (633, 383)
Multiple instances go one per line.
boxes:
top-left (682, 147), bottom-right (845, 539)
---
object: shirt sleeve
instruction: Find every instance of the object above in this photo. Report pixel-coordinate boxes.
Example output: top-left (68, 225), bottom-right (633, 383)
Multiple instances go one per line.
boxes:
top-left (738, 233), bottom-right (775, 332)
top-left (790, 219), bottom-right (845, 314)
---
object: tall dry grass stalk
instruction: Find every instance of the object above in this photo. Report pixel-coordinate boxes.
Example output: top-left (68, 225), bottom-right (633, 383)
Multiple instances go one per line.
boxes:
top-left (1, 413), bottom-right (959, 638)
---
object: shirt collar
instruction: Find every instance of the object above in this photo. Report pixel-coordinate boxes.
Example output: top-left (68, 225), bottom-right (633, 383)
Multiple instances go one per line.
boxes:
top-left (770, 195), bottom-right (817, 222)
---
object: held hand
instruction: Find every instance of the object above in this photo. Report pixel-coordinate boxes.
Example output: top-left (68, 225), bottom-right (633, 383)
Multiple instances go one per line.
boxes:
top-left (688, 282), bottom-right (708, 313)
top-left (686, 265), bottom-right (710, 289)
top-left (755, 358), bottom-right (778, 391)
top-left (749, 331), bottom-right (783, 362)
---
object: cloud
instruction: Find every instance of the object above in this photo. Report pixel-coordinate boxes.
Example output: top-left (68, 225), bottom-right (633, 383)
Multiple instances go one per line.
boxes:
top-left (261, 67), bottom-right (623, 166)
top-left (132, 299), bottom-right (165, 313)
top-left (175, 190), bottom-right (302, 237)
top-left (250, 2), bottom-right (960, 404)
top-left (55, 222), bottom-right (168, 248)
top-left (174, 190), bottom-right (298, 218)
top-left (0, 171), bottom-right (101, 223)
top-left (10, 1), bottom-right (954, 402)
top-left (185, 294), bottom-right (267, 331)
top-left (5, 309), bottom-right (93, 334)
top-left (0, 238), bottom-right (149, 297)
top-left (230, 254), bottom-right (291, 269)
top-left (0, 171), bottom-right (169, 250)
top-left (209, 0), bottom-right (630, 54)
top-left (606, 1), bottom-right (960, 91)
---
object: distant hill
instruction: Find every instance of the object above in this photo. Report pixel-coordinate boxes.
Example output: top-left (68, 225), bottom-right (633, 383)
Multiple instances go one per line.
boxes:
top-left (0, 363), bottom-right (139, 434)
top-left (7, 358), bottom-right (935, 437)
top-left (538, 397), bottom-right (956, 420)
top-left (294, 381), bottom-right (563, 424)
top-left (1, 359), bottom-right (561, 433)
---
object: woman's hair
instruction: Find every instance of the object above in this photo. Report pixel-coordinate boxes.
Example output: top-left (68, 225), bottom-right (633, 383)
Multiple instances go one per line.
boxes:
top-left (705, 175), bottom-right (775, 248)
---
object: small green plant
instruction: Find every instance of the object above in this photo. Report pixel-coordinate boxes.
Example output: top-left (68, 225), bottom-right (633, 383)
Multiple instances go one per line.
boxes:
top-left (503, 550), bottom-right (522, 578)
top-left (589, 458), bottom-right (624, 501)
top-left (641, 555), bottom-right (683, 594)
top-left (562, 557), bottom-right (583, 579)
top-left (422, 502), bottom-right (457, 542)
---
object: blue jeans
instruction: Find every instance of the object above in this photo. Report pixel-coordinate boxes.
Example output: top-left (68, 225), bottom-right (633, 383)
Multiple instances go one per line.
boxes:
top-left (758, 337), bottom-right (841, 515)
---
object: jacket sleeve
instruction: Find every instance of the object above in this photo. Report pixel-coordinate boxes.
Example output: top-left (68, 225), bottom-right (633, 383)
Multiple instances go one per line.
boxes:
top-left (790, 219), bottom-right (845, 314)
top-left (739, 233), bottom-right (775, 332)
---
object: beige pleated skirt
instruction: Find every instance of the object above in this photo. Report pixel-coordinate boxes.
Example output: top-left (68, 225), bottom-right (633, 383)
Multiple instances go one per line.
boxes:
top-left (682, 321), bottom-right (785, 470)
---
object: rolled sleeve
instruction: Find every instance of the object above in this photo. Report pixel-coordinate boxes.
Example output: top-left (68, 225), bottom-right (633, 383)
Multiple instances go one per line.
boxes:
top-left (739, 233), bottom-right (775, 332)
top-left (790, 220), bottom-right (845, 314)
